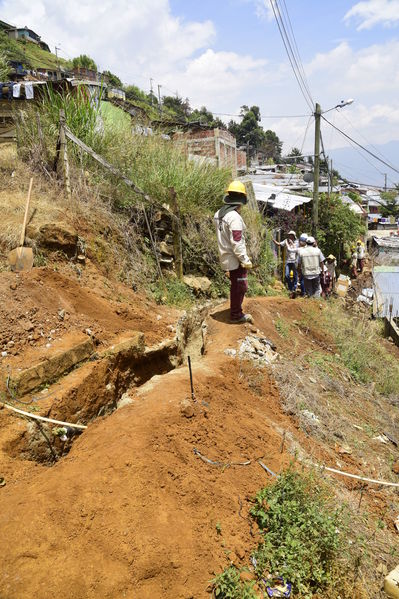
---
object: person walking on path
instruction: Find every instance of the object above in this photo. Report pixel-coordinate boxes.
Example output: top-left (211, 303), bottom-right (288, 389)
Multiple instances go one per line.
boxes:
top-left (323, 254), bottom-right (337, 297)
top-left (214, 181), bottom-right (253, 324)
top-left (297, 236), bottom-right (324, 298)
top-left (356, 240), bottom-right (365, 273)
top-left (273, 230), bottom-right (298, 293)
top-left (350, 246), bottom-right (358, 279)
top-left (298, 233), bottom-right (308, 296)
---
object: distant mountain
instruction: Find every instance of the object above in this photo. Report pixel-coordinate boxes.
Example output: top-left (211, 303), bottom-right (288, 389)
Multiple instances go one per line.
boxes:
top-left (329, 140), bottom-right (399, 188)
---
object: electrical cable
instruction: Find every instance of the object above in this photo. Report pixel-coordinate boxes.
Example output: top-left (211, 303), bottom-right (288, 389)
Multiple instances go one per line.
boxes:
top-left (322, 116), bottom-right (399, 175)
top-left (210, 111), bottom-right (311, 119)
top-left (337, 109), bottom-right (397, 172)
top-left (278, 0), bottom-right (314, 105)
top-left (269, 0), bottom-right (314, 111)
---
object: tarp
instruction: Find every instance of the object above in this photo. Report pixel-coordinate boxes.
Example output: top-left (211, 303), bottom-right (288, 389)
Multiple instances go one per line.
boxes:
top-left (373, 265), bottom-right (399, 318)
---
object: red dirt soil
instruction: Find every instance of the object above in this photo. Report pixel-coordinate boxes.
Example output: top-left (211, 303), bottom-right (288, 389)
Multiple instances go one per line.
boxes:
top-left (0, 297), bottom-right (307, 599)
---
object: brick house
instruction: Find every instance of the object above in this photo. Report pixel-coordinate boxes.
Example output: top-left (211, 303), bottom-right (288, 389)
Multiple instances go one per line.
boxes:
top-left (174, 128), bottom-right (246, 177)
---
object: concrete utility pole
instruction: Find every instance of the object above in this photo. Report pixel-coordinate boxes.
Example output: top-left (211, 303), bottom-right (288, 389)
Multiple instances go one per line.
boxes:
top-left (150, 78), bottom-right (154, 105)
top-left (157, 84), bottom-right (162, 117)
top-left (384, 173), bottom-right (387, 192)
top-left (312, 102), bottom-right (321, 237)
top-left (55, 46), bottom-right (61, 80)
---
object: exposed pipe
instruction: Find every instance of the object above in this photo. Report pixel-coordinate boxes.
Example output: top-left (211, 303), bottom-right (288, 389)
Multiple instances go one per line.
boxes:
top-left (0, 402), bottom-right (87, 430)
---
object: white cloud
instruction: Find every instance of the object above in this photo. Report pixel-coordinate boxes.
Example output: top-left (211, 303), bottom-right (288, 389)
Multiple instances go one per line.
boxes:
top-left (0, 0), bottom-right (216, 84)
top-left (344, 0), bottom-right (399, 30)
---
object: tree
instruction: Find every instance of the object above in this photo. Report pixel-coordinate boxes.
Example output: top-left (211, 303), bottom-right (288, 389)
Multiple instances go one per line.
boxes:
top-left (189, 106), bottom-right (226, 129)
top-left (72, 54), bottom-right (97, 71)
top-left (380, 191), bottom-right (399, 219)
top-left (162, 95), bottom-right (190, 120)
top-left (317, 193), bottom-right (366, 258)
top-left (102, 70), bottom-right (122, 88)
top-left (260, 129), bottom-right (282, 162)
top-left (229, 106), bottom-right (265, 156)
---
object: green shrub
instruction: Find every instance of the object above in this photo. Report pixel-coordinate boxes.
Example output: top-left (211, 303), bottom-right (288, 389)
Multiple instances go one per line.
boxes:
top-left (250, 468), bottom-right (346, 597)
top-left (212, 567), bottom-right (256, 599)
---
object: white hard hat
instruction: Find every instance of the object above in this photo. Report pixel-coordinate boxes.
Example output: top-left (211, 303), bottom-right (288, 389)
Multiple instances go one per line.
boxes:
top-left (299, 233), bottom-right (308, 242)
top-left (288, 230), bottom-right (296, 237)
top-left (306, 235), bottom-right (315, 244)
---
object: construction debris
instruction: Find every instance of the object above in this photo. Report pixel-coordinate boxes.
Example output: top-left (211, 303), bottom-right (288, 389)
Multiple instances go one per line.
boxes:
top-left (238, 335), bottom-right (278, 365)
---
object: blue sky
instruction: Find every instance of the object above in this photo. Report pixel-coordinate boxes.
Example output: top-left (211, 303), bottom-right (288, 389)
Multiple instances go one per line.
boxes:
top-left (1, 0), bottom-right (399, 182)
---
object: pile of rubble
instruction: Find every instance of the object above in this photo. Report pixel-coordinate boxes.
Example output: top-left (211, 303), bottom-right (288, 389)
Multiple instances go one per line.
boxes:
top-left (225, 335), bottom-right (278, 366)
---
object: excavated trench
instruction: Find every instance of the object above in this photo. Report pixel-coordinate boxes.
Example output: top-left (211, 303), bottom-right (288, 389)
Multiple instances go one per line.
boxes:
top-left (5, 304), bottom-right (210, 465)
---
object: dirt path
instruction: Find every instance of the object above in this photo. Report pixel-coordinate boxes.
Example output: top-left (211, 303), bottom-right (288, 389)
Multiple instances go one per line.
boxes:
top-left (0, 298), bottom-right (303, 599)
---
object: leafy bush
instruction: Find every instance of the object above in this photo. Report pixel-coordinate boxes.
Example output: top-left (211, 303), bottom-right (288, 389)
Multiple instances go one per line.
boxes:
top-left (250, 468), bottom-right (346, 597)
top-left (212, 567), bottom-right (256, 599)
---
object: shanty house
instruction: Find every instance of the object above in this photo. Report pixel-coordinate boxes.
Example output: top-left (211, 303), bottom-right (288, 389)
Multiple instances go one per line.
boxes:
top-left (8, 27), bottom-right (50, 52)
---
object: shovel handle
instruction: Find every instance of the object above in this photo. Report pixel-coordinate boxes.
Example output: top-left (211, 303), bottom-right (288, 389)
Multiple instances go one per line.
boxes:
top-left (20, 178), bottom-right (33, 247)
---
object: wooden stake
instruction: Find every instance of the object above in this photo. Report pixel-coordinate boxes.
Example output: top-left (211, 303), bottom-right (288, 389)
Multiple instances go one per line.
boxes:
top-left (169, 187), bottom-right (183, 280)
top-left (59, 110), bottom-right (71, 197)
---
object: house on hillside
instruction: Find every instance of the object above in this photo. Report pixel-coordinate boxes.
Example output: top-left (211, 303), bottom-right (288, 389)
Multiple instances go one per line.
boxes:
top-left (7, 26), bottom-right (50, 52)
top-left (0, 19), bottom-right (15, 32)
top-left (174, 128), bottom-right (246, 177)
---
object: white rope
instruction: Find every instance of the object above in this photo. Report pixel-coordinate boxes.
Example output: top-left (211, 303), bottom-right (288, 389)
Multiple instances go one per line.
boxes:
top-left (0, 402), bottom-right (87, 430)
top-left (319, 464), bottom-right (399, 488)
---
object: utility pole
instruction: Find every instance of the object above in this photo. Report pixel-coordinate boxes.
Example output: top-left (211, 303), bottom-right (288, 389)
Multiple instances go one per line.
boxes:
top-left (149, 78), bottom-right (154, 105)
top-left (384, 173), bottom-right (387, 192)
top-left (157, 84), bottom-right (162, 117)
top-left (55, 45), bottom-right (61, 80)
top-left (312, 103), bottom-right (321, 237)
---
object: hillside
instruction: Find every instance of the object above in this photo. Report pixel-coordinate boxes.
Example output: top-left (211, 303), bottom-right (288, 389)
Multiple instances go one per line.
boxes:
top-left (0, 141), bottom-right (399, 598)
top-left (0, 31), bottom-right (69, 71)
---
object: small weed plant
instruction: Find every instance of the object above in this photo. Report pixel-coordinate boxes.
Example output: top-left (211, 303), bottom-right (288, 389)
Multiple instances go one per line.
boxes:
top-left (212, 567), bottom-right (256, 599)
top-left (151, 278), bottom-right (194, 308)
top-left (250, 467), bottom-right (347, 597)
top-left (275, 317), bottom-right (290, 338)
top-left (213, 468), bottom-right (360, 599)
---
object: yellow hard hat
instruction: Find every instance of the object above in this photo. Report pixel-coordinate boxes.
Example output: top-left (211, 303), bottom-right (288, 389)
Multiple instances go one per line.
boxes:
top-left (226, 180), bottom-right (247, 196)
top-left (357, 239), bottom-right (363, 244)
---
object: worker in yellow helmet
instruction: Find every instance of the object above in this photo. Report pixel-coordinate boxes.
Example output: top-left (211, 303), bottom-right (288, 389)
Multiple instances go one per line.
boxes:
top-left (214, 181), bottom-right (254, 323)
top-left (356, 239), bottom-right (365, 273)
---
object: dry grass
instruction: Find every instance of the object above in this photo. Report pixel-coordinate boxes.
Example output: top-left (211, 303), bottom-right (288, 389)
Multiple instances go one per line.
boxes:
top-left (0, 144), bottom-right (154, 287)
top-left (0, 144), bottom-right (65, 254)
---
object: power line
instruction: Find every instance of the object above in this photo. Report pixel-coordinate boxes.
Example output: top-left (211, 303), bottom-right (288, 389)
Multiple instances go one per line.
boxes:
top-left (279, 0), bottom-right (314, 105)
top-left (269, 0), bottom-right (314, 111)
top-left (321, 116), bottom-right (399, 176)
top-left (335, 109), bottom-right (398, 176)
top-left (210, 111), bottom-right (310, 119)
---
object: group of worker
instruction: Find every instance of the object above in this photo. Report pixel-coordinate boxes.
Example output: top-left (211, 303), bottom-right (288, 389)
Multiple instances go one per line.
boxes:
top-left (213, 180), bottom-right (360, 324)
top-left (273, 230), bottom-right (337, 299)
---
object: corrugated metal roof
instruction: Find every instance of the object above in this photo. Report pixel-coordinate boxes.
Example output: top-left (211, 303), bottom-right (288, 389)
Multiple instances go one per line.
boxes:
top-left (251, 182), bottom-right (311, 211)
top-left (373, 236), bottom-right (399, 248)
top-left (373, 266), bottom-right (399, 318)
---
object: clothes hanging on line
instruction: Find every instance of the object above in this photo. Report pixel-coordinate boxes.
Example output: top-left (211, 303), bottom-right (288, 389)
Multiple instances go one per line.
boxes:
top-left (13, 83), bottom-right (21, 98)
top-left (24, 82), bottom-right (34, 99)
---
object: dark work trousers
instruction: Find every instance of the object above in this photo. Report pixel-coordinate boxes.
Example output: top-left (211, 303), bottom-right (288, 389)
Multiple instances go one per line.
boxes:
top-left (229, 266), bottom-right (248, 321)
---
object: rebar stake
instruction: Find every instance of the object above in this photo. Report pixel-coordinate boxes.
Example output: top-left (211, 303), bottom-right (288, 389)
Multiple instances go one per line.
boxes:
top-left (188, 355), bottom-right (196, 402)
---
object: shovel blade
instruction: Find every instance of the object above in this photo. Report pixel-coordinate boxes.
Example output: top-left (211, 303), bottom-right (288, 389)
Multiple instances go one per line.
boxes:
top-left (8, 246), bottom-right (34, 272)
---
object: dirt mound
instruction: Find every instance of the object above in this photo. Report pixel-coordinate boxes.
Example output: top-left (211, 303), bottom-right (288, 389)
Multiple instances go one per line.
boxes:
top-left (0, 266), bottom-right (178, 370)
top-left (0, 299), bottom-right (302, 599)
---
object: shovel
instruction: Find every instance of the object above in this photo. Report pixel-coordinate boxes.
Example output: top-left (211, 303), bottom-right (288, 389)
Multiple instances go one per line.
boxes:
top-left (8, 178), bottom-right (34, 272)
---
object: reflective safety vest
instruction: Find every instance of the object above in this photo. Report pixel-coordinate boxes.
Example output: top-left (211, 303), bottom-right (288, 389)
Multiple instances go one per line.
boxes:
top-left (299, 246), bottom-right (322, 277)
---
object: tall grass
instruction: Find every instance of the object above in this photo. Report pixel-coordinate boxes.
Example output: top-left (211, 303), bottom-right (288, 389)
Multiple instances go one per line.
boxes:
top-left (322, 301), bottom-right (399, 395)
